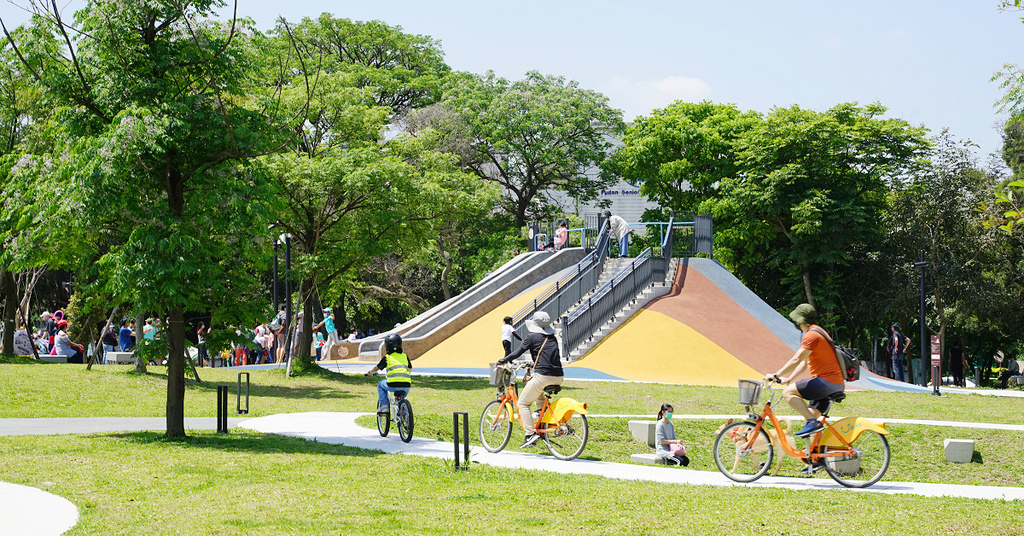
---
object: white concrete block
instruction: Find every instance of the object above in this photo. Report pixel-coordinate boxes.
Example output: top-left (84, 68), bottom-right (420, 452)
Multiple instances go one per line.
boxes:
top-left (627, 420), bottom-right (657, 448)
top-left (630, 453), bottom-right (666, 465)
top-left (106, 352), bottom-right (137, 365)
top-left (944, 439), bottom-right (975, 463)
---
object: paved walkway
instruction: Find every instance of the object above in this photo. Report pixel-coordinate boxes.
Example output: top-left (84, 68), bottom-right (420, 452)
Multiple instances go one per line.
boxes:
top-left (3, 411), bottom-right (1022, 535)
top-left (240, 412), bottom-right (1024, 501)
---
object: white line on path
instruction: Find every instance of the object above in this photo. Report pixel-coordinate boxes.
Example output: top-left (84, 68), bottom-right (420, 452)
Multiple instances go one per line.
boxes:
top-left (239, 412), bottom-right (1024, 502)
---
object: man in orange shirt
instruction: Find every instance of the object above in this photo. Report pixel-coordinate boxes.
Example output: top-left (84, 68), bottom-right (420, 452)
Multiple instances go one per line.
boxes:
top-left (767, 303), bottom-right (845, 438)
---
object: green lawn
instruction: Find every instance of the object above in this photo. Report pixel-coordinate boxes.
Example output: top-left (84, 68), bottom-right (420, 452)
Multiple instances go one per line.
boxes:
top-left (1, 363), bottom-right (1022, 535)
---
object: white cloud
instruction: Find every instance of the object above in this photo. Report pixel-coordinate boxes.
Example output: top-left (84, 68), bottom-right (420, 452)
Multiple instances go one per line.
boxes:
top-left (603, 75), bottom-right (712, 121)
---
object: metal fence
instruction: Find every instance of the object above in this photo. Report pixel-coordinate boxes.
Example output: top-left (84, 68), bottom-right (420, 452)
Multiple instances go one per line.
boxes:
top-left (509, 220), bottom-right (610, 340)
top-left (559, 215), bottom-right (678, 359)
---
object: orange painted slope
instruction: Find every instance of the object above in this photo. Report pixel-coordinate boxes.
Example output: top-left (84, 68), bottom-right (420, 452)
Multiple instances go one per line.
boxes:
top-left (645, 265), bottom-right (795, 374)
top-left (567, 308), bottom-right (760, 386)
top-left (573, 264), bottom-right (793, 386)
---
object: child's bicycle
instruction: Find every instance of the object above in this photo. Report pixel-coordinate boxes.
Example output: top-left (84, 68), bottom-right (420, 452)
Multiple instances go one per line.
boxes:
top-left (713, 378), bottom-right (891, 488)
top-left (479, 361), bottom-right (589, 460)
top-left (377, 389), bottom-right (414, 443)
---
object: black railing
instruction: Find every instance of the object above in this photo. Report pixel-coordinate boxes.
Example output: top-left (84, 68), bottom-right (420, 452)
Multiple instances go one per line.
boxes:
top-left (560, 214), bottom-right (681, 359)
top-left (510, 220), bottom-right (610, 340)
top-left (651, 214), bottom-right (675, 284)
top-left (561, 249), bottom-right (655, 359)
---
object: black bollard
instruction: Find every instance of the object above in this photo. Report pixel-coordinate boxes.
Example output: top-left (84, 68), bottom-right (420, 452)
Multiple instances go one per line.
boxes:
top-left (217, 385), bottom-right (229, 433)
top-left (453, 412), bottom-right (469, 470)
top-left (237, 372), bottom-right (250, 415)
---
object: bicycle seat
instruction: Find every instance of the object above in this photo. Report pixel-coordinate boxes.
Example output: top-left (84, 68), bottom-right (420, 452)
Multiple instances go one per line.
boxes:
top-left (828, 392), bottom-right (846, 403)
top-left (394, 390), bottom-right (408, 400)
top-left (543, 385), bottom-right (561, 395)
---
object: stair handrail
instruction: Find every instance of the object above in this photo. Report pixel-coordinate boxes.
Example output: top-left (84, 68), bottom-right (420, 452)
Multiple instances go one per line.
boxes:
top-left (560, 247), bottom-right (655, 359)
top-left (652, 214), bottom-right (675, 284)
top-left (509, 219), bottom-right (610, 339)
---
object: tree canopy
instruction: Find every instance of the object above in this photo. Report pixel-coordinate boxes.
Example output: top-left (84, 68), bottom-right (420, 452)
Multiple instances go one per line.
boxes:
top-left (435, 70), bottom-right (625, 227)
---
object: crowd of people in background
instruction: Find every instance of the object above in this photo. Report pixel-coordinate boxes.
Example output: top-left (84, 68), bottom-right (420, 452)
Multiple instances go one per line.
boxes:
top-left (11, 306), bottom-right (384, 368)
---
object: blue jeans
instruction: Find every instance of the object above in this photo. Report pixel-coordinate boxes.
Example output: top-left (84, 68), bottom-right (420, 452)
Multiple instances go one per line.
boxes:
top-left (607, 234), bottom-right (630, 258)
top-left (102, 344), bottom-right (116, 365)
top-left (377, 379), bottom-right (409, 408)
top-left (892, 354), bottom-right (905, 382)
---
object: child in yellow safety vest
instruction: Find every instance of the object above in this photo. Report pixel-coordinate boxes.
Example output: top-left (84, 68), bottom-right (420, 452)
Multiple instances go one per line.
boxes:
top-left (364, 333), bottom-right (417, 412)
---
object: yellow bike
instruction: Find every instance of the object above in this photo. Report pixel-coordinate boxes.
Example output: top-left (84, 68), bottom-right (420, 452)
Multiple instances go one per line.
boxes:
top-left (480, 362), bottom-right (589, 460)
top-left (713, 378), bottom-right (891, 488)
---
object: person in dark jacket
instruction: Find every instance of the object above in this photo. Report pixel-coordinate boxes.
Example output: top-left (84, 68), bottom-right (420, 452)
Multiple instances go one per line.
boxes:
top-left (498, 311), bottom-right (563, 449)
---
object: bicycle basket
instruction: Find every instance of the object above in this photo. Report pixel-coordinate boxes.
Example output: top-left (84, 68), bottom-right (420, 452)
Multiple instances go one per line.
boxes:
top-left (488, 363), bottom-right (511, 387)
top-left (737, 379), bottom-right (762, 405)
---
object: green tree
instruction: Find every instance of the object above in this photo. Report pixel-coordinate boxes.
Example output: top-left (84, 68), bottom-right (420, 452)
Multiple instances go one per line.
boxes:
top-left (605, 100), bottom-right (761, 213)
top-left (437, 70), bottom-right (625, 227)
top-left (2, 0), bottom-right (291, 436)
top-left (883, 132), bottom-right (999, 359)
top-left (256, 17), bottom-right (496, 370)
top-left (707, 103), bottom-right (930, 310)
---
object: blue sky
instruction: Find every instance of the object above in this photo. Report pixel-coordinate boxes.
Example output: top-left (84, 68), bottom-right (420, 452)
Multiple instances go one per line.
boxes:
top-left (4, 1), bottom-right (1024, 160)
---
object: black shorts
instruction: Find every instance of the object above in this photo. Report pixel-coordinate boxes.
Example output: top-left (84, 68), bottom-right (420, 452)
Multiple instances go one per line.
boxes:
top-left (795, 377), bottom-right (844, 411)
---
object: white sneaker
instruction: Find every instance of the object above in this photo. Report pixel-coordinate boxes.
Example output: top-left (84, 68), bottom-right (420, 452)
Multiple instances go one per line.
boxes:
top-left (520, 433), bottom-right (540, 449)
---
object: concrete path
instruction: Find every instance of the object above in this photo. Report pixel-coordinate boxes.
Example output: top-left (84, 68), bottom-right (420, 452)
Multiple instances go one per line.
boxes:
top-left (240, 412), bottom-right (1024, 501)
top-left (3, 410), bottom-right (1021, 535)
top-left (0, 417), bottom-right (244, 535)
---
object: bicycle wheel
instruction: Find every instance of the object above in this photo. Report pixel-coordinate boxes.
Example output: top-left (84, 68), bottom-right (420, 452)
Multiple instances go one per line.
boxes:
top-left (479, 399), bottom-right (513, 452)
top-left (376, 404), bottom-right (390, 437)
top-left (822, 429), bottom-right (890, 488)
top-left (543, 413), bottom-right (589, 460)
top-left (397, 399), bottom-right (414, 443)
top-left (713, 421), bottom-right (773, 483)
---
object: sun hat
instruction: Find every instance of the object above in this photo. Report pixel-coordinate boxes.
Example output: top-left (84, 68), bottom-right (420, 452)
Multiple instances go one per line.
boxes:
top-left (323, 307), bottom-right (332, 313)
top-left (525, 311), bottom-right (555, 335)
top-left (788, 303), bottom-right (818, 326)
top-left (57, 320), bottom-right (69, 329)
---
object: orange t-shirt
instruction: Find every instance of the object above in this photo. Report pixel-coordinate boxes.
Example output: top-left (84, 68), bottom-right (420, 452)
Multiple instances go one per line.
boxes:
top-left (801, 326), bottom-right (844, 385)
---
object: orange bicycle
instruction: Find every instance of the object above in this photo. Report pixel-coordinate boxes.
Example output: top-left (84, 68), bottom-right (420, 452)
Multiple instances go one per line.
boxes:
top-left (479, 361), bottom-right (589, 460)
top-left (713, 378), bottom-right (891, 488)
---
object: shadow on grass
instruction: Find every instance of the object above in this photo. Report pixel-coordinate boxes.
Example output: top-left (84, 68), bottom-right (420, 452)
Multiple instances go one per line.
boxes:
top-left (104, 428), bottom-right (386, 458)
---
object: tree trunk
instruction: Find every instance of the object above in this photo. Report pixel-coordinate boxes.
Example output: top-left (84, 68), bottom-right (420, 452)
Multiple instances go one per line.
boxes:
top-left (800, 264), bottom-right (816, 308)
top-left (1, 266), bottom-right (17, 355)
top-left (288, 278), bottom-right (317, 375)
top-left (438, 239), bottom-right (452, 301)
top-left (165, 306), bottom-right (186, 438)
top-left (87, 306), bottom-right (118, 370)
top-left (135, 312), bottom-right (147, 373)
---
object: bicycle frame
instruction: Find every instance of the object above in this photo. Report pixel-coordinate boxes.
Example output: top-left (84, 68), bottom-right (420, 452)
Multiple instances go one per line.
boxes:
top-left (489, 364), bottom-right (587, 433)
top-left (742, 382), bottom-right (886, 465)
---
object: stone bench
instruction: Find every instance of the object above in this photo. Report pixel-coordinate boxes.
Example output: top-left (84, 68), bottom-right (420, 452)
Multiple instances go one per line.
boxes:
top-left (628, 420), bottom-right (665, 465)
top-left (628, 420), bottom-right (657, 448)
top-left (943, 439), bottom-right (975, 463)
top-left (105, 351), bottom-right (138, 365)
top-left (630, 453), bottom-right (667, 465)
top-left (38, 355), bottom-right (68, 363)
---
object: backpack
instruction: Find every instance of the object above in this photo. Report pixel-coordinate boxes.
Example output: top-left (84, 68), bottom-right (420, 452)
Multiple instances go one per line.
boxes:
top-left (810, 327), bottom-right (861, 382)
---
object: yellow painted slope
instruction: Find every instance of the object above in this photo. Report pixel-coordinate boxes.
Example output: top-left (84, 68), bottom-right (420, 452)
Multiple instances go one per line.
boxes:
top-left (416, 278), bottom-right (555, 368)
top-left (570, 309), bottom-right (760, 386)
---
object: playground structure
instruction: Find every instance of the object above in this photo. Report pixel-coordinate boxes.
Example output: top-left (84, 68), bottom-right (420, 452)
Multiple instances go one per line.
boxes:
top-left (317, 217), bottom-right (926, 390)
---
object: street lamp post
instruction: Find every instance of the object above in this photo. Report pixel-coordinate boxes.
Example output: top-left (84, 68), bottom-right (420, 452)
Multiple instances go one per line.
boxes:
top-left (913, 252), bottom-right (928, 388)
top-left (279, 233), bottom-right (292, 365)
top-left (273, 239), bottom-right (279, 315)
